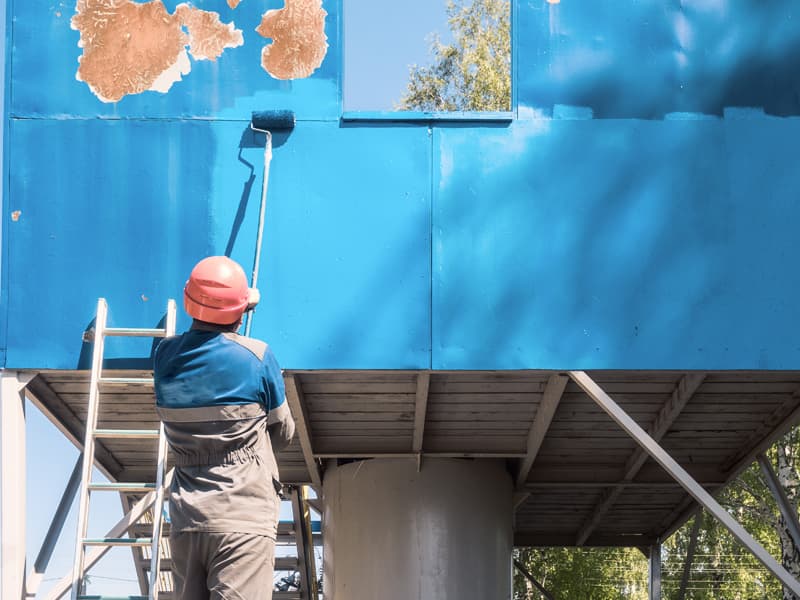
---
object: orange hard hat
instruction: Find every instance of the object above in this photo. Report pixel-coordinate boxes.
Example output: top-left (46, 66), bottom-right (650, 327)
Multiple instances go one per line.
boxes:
top-left (183, 256), bottom-right (259, 324)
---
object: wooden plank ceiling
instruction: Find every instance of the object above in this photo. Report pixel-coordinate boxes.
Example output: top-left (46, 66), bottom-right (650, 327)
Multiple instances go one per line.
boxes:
top-left (24, 369), bottom-right (800, 548)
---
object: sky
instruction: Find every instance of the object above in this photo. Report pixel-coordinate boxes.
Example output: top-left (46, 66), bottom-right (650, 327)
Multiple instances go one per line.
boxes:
top-left (344, 0), bottom-right (453, 111)
top-left (21, 1), bottom-right (453, 595)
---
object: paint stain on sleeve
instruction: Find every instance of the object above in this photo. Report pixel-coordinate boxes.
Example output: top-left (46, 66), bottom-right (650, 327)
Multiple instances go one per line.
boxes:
top-left (256, 0), bottom-right (328, 80)
top-left (71, 0), bottom-right (243, 103)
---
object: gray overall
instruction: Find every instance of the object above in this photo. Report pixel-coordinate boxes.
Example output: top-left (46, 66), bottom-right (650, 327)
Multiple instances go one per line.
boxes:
top-left (155, 334), bottom-right (295, 600)
top-left (157, 401), bottom-right (294, 599)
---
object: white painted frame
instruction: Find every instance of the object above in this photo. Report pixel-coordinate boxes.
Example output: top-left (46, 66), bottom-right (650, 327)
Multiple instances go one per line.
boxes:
top-left (1, 370), bottom-right (33, 600)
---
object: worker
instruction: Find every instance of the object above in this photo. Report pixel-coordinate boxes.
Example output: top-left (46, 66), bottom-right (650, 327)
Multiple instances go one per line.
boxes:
top-left (153, 255), bottom-right (295, 600)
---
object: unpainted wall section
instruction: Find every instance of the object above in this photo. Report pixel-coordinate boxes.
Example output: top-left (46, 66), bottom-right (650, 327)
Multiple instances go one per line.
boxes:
top-left (3, 0), bottom-right (800, 370)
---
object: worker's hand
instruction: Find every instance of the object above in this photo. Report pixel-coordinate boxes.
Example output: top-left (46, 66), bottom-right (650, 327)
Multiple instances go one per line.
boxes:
top-left (247, 287), bottom-right (261, 311)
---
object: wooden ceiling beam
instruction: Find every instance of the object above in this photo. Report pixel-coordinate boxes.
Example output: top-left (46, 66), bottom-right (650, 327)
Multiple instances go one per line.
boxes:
top-left (285, 374), bottom-right (323, 491)
top-left (658, 387), bottom-right (800, 539)
top-left (574, 372), bottom-right (706, 546)
top-left (516, 374), bottom-right (568, 489)
top-left (412, 371), bottom-right (431, 455)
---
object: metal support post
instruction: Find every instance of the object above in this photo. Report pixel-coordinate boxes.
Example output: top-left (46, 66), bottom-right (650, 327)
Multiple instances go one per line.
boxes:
top-left (570, 371), bottom-right (800, 597)
top-left (648, 544), bottom-right (661, 600)
top-left (26, 455), bottom-right (83, 598)
top-left (757, 453), bottom-right (800, 551)
top-left (1, 371), bottom-right (30, 600)
top-left (291, 486), bottom-right (319, 599)
top-left (513, 559), bottom-right (555, 600)
top-left (678, 512), bottom-right (703, 600)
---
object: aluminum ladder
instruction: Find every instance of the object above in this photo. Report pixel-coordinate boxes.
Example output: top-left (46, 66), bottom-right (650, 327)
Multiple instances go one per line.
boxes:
top-left (70, 298), bottom-right (176, 600)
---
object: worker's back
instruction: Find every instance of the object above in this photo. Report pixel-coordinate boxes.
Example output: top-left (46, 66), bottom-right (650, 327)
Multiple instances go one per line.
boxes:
top-left (154, 327), bottom-right (295, 538)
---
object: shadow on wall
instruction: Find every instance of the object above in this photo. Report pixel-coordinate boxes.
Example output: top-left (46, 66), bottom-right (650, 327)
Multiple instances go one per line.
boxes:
top-left (519, 0), bottom-right (800, 119)
top-left (433, 112), bottom-right (800, 369)
top-left (431, 0), bottom-right (800, 369)
top-left (224, 126), bottom-right (293, 258)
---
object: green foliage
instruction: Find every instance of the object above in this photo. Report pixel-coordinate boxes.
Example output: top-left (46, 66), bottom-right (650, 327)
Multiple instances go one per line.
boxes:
top-left (514, 429), bottom-right (800, 599)
top-left (514, 547), bottom-right (648, 599)
top-left (662, 506), bottom-right (781, 599)
top-left (662, 432), bottom-right (800, 600)
top-left (398, 0), bottom-right (511, 112)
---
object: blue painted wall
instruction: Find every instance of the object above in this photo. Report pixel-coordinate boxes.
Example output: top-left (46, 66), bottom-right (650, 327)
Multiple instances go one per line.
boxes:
top-left (3, 0), bottom-right (800, 370)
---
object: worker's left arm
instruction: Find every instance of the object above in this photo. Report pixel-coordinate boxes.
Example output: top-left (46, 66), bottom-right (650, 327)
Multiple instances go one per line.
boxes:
top-left (263, 349), bottom-right (296, 452)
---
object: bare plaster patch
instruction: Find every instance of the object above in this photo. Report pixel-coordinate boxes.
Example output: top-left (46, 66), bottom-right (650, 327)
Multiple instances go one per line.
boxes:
top-left (149, 47), bottom-right (191, 94)
top-left (177, 4), bottom-right (244, 61)
top-left (72, 0), bottom-right (242, 103)
top-left (256, 0), bottom-right (328, 80)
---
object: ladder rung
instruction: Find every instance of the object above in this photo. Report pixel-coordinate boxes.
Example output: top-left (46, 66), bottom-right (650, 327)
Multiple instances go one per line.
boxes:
top-left (104, 327), bottom-right (169, 338)
top-left (99, 377), bottom-right (154, 386)
top-left (88, 482), bottom-right (156, 492)
top-left (142, 558), bottom-right (173, 571)
top-left (93, 429), bottom-right (160, 439)
top-left (77, 596), bottom-right (150, 600)
top-left (83, 537), bottom-right (152, 547)
top-left (275, 556), bottom-right (300, 570)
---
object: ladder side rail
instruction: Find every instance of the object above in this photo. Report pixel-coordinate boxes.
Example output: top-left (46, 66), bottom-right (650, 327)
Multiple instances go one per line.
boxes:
top-left (45, 472), bottom-right (172, 600)
top-left (70, 298), bottom-right (109, 600)
top-left (148, 299), bottom-right (177, 600)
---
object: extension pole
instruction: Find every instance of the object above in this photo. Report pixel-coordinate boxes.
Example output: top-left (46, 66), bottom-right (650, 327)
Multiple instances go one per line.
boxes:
top-left (245, 130), bottom-right (271, 338)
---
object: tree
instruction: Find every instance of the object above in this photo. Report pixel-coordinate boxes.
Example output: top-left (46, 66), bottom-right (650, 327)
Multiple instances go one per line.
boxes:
top-left (661, 434), bottom-right (800, 600)
top-left (515, 429), bottom-right (800, 599)
top-left (398, 0), bottom-right (511, 112)
top-left (513, 547), bottom-right (648, 599)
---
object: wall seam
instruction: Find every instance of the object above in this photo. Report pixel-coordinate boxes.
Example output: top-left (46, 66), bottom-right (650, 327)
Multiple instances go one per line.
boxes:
top-left (428, 125), bottom-right (434, 371)
top-left (1, 0), bottom-right (14, 368)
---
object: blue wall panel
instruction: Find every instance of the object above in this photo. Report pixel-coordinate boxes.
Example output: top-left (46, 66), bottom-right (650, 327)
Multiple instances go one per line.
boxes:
top-left (4, 119), bottom-right (431, 369)
top-left (249, 123), bottom-right (432, 369)
top-left (4, 0), bottom-right (800, 371)
top-left (6, 118), bottom-right (215, 368)
top-left (433, 116), bottom-right (800, 370)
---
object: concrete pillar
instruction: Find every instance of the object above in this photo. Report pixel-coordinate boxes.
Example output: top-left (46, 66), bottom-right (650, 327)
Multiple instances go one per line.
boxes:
top-left (323, 458), bottom-right (513, 600)
top-left (1, 372), bottom-right (27, 600)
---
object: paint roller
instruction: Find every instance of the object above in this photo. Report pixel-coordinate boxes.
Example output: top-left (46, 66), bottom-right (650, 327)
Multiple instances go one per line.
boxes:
top-left (245, 110), bottom-right (296, 336)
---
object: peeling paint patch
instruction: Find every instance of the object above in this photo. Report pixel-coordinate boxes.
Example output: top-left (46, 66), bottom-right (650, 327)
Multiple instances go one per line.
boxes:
top-left (227, 0), bottom-right (242, 8)
top-left (10, 210), bottom-right (21, 222)
top-left (141, 294), bottom-right (149, 301)
top-left (177, 4), bottom-right (244, 61)
top-left (149, 47), bottom-right (192, 94)
top-left (256, 0), bottom-right (328, 80)
top-left (71, 0), bottom-right (187, 102)
top-left (71, 0), bottom-right (243, 103)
